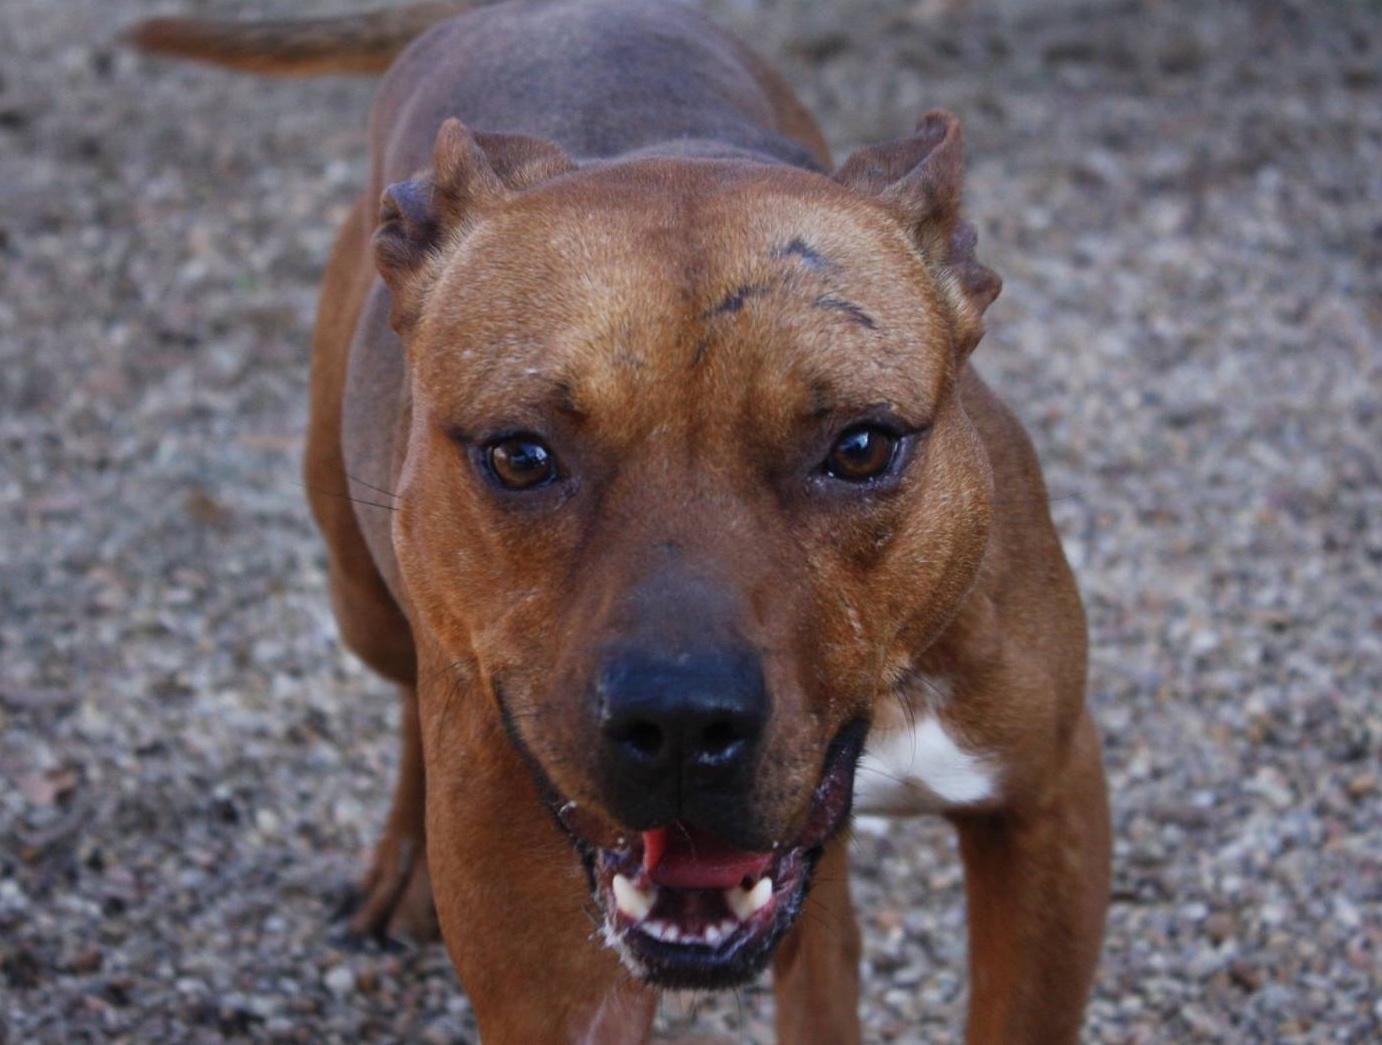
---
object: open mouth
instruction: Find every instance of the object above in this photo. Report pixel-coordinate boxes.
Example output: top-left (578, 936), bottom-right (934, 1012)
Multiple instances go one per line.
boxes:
top-left (591, 822), bottom-right (809, 989)
top-left (573, 720), bottom-right (867, 989)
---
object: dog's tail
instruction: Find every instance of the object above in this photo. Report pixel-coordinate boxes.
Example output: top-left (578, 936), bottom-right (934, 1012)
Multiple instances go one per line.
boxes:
top-left (124, 1), bottom-right (482, 76)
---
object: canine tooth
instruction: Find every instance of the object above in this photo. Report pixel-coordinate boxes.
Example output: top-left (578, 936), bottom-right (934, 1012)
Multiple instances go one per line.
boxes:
top-left (748, 876), bottom-right (773, 914)
top-left (726, 887), bottom-right (744, 921)
top-left (726, 884), bottom-right (751, 921)
top-left (612, 873), bottom-right (655, 921)
top-left (728, 877), bottom-right (774, 920)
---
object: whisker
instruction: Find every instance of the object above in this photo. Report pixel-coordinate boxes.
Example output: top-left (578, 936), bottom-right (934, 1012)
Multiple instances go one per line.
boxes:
top-left (297, 481), bottom-right (399, 513)
top-left (345, 471), bottom-right (402, 501)
top-left (916, 675), bottom-right (946, 702)
top-left (854, 764), bottom-right (911, 787)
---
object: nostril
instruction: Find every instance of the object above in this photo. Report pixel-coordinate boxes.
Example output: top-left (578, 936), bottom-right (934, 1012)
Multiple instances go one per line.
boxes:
top-left (616, 720), bottom-right (664, 761)
top-left (699, 720), bottom-right (741, 761)
top-left (598, 643), bottom-right (769, 785)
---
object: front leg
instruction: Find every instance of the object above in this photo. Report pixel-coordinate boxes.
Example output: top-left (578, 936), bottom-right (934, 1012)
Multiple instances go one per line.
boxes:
top-left (348, 684), bottom-right (438, 941)
top-left (952, 710), bottom-right (1110, 1045)
top-left (772, 833), bottom-right (862, 1044)
top-left (421, 682), bottom-right (658, 1044)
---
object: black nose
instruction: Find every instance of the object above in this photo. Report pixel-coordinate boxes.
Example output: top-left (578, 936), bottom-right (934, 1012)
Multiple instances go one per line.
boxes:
top-left (597, 644), bottom-right (769, 827)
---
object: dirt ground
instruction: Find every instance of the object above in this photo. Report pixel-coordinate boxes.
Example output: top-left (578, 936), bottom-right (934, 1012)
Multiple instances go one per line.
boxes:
top-left (2, 0), bottom-right (1379, 1042)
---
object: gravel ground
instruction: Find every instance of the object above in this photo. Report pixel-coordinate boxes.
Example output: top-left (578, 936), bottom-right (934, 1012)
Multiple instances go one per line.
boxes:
top-left (2, 0), bottom-right (1379, 1041)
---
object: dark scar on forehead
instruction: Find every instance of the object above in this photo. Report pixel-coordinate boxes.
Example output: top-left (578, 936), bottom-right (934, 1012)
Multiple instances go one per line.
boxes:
top-left (772, 237), bottom-right (833, 270)
top-left (813, 294), bottom-right (877, 330)
top-left (705, 283), bottom-right (771, 318)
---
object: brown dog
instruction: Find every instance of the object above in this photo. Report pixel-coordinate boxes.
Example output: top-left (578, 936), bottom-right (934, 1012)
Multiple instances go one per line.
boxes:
top-left (131, 2), bottom-right (1110, 1041)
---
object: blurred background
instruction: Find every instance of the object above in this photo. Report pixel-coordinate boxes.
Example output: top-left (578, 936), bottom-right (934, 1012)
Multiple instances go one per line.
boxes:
top-left (1, 0), bottom-right (1378, 1041)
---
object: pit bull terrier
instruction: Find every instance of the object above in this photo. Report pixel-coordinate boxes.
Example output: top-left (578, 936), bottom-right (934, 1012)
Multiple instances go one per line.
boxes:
top-left (130, 2), bottom-right (1111, 1041)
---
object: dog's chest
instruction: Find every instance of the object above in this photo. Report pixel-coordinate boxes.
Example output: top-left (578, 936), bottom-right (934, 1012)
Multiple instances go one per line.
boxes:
top-left (853, 678), bottom-right (999, 817)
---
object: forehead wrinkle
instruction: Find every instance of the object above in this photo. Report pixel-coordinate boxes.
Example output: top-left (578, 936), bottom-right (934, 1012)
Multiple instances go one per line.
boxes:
top-left (794, 363), bottom-right (944, 429)
top-left (706, 296), bottom-right (946, 436)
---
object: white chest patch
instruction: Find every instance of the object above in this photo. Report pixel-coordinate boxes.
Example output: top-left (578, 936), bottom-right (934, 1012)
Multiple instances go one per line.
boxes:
top-left (853, 714), bottom-right (999, 817)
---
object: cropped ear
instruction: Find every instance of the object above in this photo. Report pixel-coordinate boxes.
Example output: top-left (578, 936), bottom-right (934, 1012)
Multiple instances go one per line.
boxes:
top-left (834, 110), bottom-right (1000, 358)
top-left (373, 118), bottom-right (576, 332)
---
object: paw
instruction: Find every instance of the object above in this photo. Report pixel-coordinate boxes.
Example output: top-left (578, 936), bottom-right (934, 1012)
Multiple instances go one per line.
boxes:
top-left (336, 834), bottom-right (439, 943)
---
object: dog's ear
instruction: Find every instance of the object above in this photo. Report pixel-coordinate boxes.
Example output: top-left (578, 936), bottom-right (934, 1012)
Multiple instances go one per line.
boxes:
top-left (834, 110), bottom-right (1000, 358)
top-left (374, 118), bottom-right (576, 332)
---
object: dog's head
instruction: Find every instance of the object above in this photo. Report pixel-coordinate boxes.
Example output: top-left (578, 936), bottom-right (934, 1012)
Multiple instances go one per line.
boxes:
top-left (375, 114), bottom-right (999, 988)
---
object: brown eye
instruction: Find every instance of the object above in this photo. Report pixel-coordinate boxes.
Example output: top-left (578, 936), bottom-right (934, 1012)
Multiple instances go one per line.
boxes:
top-left (824, 425), bottom-right (898, 482)
top-left (486, 436), bottom-right (557, 490)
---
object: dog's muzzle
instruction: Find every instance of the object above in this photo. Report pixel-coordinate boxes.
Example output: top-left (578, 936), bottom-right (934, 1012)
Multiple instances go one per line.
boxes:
top-left (567, 714), bottom-right (868, 990)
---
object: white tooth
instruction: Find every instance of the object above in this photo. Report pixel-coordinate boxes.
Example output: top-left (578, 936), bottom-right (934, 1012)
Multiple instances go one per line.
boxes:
top-left (748, 876), bottom-right (774, 914)
top-left (612, 874), bottom-right (655, 921)
top-left (718, 919), bottom-right (738, 939)
top-left (703, 923), bottom-right (723, 946)
top-left (726, 884), bottom-right (754, 921)
top-left (643, 919), bottom-right (681, 943)
top-left (728, 877), bottom-right (775, 920)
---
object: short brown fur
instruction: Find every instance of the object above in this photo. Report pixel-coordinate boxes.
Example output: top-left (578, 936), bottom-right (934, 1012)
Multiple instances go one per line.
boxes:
top-left (129, 2), bottom-right (1109, 1041)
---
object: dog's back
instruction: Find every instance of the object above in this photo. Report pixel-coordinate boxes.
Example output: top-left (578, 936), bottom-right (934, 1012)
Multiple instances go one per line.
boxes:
top-left (365, 0), bottom-right (828, 183)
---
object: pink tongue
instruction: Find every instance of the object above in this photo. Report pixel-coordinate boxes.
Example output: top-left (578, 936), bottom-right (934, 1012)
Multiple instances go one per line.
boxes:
top-left (642, 823), bottom-right (773, 890)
